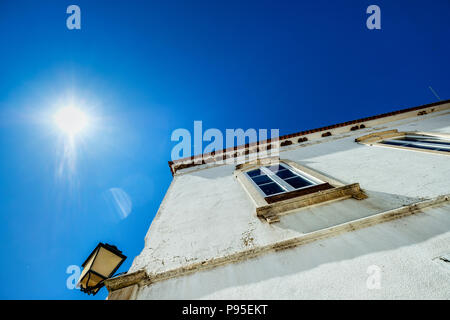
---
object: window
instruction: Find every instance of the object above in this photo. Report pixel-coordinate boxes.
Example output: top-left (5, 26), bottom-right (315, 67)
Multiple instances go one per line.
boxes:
top-left (245, 163), bottom-right (320, 197)
top-left (235, 158), bottom-right (367, 223)
top-left (356, 130), bottom-right (450, 155)
top-left (381, 134), bottom-right (450, 153)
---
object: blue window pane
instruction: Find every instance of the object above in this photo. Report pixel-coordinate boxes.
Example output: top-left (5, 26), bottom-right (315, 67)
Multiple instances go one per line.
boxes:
top-left (382, 135), bottom-right (450, 153)
top-left (246, 169), bottom-right (263, 177)
top-left (251, 174), bottom-right (273, 185)
top-left (259, 182), bottom-right (284, 196)
top-left (284, 176), bottom-right (313, 189)
top-left (275, 169), bottom-right (296, 180)
top-left (402, 136), bottom-right (450, 146)
top-left (383, 140), bottom-right (450, 152)
top-left (382, 140), bottom-right (408, 147)
top-left (406, 143), bottom-right (449, 153)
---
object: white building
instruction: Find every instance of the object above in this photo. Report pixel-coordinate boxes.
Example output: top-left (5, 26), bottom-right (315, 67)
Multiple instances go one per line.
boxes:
top-left (106, 100), bottom-right (450, 299)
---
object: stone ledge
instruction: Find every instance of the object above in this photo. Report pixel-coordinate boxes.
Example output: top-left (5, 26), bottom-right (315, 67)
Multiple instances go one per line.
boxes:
top-left (355, 129), bottom-right (402, 143)
top-left (257, 183), bottom-right (367, 222)
top-left (107, 284), bottom-right (139, 300)
top-left (104, 269), bottom-right (148, 292)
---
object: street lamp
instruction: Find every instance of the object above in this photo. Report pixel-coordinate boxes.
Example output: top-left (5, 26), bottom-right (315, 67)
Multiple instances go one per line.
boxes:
top-left (77, 243), bottom-right (127, 295)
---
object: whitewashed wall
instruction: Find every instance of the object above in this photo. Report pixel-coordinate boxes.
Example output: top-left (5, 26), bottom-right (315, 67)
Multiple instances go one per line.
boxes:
top-left (128, 110), bottom-right (450, 299)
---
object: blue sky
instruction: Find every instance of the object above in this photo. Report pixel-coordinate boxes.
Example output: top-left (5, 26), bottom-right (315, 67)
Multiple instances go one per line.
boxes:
top-left (0, 0), bottom-right (448, 299)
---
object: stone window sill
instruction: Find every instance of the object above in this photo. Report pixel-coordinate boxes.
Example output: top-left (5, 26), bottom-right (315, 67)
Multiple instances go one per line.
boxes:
top-left (257, 183), bottom-right (366, 223)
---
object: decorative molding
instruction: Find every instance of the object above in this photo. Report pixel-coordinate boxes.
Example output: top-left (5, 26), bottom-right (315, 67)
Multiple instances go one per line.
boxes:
top-left (355, 129), bottom-right (403, 143)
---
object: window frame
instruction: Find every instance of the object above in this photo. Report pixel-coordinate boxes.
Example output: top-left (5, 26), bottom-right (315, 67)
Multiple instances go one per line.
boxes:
top-left (356, 130), bottom-right (450, 156)
top-left (234, 157), bottom-right (367, 223)
top-left (245, 163), bottom-right (323, 198)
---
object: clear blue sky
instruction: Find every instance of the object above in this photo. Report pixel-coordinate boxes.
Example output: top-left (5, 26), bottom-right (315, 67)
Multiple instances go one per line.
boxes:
top-left (0, 0), bottom-right (448, 299)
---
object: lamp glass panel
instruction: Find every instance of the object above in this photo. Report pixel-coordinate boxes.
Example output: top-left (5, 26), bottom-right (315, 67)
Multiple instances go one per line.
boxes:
top-left (78, 249), bottom-right (97, 288)
top-left (79, 271), bottom-right (104, 289)
top-left (91, 246), bottom-right (124, 278)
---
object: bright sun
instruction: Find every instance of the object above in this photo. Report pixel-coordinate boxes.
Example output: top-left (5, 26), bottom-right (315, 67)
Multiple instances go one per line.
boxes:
top-left (53, 106), bottom-right (89, 136)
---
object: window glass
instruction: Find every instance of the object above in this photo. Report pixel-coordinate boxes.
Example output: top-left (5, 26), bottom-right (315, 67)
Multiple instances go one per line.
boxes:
top-left (251, 174), bottom-right (273, 185)
top-left (259, 182), bottom-right (284, 196)
top-left (275, 169), bottom-right (296, 179)
top-left (382, 135), bottom-right (450, 153)
top-left (284, 176), bottom-right (314, 189)
top-left (245, 163), bottom-right (320, 197)
top-left (247, 169), bottom-right (263, 177)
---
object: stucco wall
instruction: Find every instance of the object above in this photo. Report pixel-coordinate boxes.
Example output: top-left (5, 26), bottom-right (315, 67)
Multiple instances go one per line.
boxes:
top-left (136, 203), bottom-right (450, 299)
top-left (127, 110), bottom-right (450, 299)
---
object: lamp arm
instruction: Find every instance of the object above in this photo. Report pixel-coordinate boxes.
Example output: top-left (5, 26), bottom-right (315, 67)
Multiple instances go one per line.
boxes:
top-left (82, 271), bottom-right (127, 295)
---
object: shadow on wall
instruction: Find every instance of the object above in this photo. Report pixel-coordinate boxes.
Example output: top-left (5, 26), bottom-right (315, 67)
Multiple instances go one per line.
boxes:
top-left (275, 190), bottom-right (423, 235)
top-left (137, 202), bottom-right (450, 299)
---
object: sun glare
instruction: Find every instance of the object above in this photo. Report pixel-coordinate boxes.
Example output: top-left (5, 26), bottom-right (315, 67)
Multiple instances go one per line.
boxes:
top-left (53, 106), bottom-right (89, 136)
